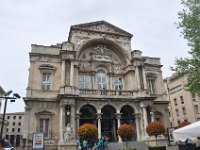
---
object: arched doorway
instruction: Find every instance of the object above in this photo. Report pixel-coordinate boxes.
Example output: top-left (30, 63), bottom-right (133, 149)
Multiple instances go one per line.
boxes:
top-left (120, 105), bottom-right (136, 140)
top-left (80, 105), bottom-right (97, 126)
top-left (101, 105), bottom-right (117, 141)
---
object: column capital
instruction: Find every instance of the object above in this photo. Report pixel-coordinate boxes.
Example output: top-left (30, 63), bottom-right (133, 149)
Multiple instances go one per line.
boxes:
top-left (96, 113), bottom-right (103, 119)
top-left (75, 113), bottom-right (81, 119)
top-left (134, 113), bottom-right (141, 119)
top-left (115, 113), bottom-right (122, 119)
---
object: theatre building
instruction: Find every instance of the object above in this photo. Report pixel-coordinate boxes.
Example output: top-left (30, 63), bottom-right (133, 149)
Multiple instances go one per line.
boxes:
top-left (23, 21), bottom-right (170, 150)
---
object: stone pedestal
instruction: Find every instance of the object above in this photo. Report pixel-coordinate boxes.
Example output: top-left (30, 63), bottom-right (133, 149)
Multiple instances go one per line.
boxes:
top-left (58, 143), bottom-right (77, 150)
top-left (145, 135), bottom-right (167, 148)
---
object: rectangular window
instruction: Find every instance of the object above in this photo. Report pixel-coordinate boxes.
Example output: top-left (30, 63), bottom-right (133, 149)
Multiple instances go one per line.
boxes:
top-left (148, 79), bottom-right (155, 94)
top-left (18, 128), bottom-right (20, 132)
top-left (41, 73), bottom-right (52, 91)
top-left (7, 116), bottom-right (10, 119)
top-left (182, 107), bottom-right (186, 115)
top-left (194, 105), bottom-right (198, 114)
top-left (13, 122), bottom-right (15, 126)
top-left (174, 98), bottom-right (177, 106)
top-left (13, 116), bottom-right (16, 119)
top-left (6, 128), bottom-right (9, 132)
top-left (192, 94), bottom-right (196, 102)
top-left (79, 75), bottom-right (91, 89)
top-left (19, 116), bottom-right (22, 119)
top-left (180, 96), bottom-right (184, 104)
top-left (177, 120), bottom-right (180, 124)
top-left (18, 122), bottom-right (21, 126)
top-left (12, 128), bottom-right (15, 132)
top-left (176, 109), bottom-right (179, 116)
top-left (39, 119), bottom-right (49, 137)
top-left (112, 77), bottom-right (123, 90)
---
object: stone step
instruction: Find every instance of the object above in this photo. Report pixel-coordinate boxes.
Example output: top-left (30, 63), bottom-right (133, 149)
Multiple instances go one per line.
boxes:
top-left (108, 141), bottom-right (148, 150)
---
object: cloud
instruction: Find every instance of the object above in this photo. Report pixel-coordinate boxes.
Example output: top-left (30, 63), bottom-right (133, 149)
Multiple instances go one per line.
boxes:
top-left (0, 0), bottom-right (189, 113)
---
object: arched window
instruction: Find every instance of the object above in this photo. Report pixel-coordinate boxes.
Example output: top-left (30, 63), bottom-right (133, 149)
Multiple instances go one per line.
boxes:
top-left (96, 68), bottom-right (107, 90)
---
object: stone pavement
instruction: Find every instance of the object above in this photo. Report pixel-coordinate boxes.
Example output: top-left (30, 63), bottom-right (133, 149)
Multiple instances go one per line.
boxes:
top-left (107, 142), bottom-right (179, 150)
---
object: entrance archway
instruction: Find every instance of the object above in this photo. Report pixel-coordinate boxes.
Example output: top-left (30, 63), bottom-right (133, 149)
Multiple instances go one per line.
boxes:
top-left (101, 105), bottom-right (117, 141)
top-left (80, 105), bottom-right (97, 126)
top-left (121, 105), bottom-right (135, 124)
top-left (120, 105), bottom-right (136, 140)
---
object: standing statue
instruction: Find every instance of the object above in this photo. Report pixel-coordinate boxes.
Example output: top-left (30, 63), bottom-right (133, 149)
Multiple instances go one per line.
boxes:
top-left (64, 123), bottom-right (73, 141)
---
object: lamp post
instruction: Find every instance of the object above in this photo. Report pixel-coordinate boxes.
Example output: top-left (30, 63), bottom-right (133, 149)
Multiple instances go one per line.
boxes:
top-left (0, 90), bottom-right (21, 139)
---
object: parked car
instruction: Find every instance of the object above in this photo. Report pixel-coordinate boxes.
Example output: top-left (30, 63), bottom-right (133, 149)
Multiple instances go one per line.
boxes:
top-left (4, 140), bottom-right (15, 150)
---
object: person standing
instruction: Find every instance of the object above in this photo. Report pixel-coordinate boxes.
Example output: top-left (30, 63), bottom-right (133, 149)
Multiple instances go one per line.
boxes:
top-left (0, 139), bottom-right (5, 150)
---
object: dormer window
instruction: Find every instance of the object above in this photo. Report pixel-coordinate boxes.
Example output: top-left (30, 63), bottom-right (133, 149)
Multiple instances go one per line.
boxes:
top-left (96, 68), bottom-right (107, 90)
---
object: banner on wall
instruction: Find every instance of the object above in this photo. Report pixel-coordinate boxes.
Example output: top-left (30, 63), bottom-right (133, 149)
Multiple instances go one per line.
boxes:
top-left (32, 133), bottom-right (44, 149)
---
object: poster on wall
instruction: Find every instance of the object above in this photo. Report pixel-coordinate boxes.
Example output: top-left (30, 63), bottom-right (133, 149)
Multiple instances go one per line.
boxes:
top-left (32, 133), bottom-right (44, 149)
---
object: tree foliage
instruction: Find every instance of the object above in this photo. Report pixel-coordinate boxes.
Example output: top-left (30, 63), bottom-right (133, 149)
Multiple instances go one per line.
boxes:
top-left (172, 0), bottom-right (200, 95)
top-left (178, 121), bottom-right (191, 128)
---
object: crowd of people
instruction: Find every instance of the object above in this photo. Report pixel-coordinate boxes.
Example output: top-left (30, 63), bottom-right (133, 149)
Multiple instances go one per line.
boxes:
top-left (78, 136), bottom-right (109, 150)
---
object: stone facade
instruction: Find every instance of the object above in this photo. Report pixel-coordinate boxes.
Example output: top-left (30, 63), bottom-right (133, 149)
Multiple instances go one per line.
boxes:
top-left (164, 74), bottom-right (200, 127)
top-left (24, 21), bottom-right (170, 150)
top-left (5, 112), bottom-right (25, 147)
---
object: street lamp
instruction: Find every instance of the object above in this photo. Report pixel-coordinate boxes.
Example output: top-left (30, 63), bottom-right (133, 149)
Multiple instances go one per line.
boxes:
top-left (0, 90), bottom-right (21, 139)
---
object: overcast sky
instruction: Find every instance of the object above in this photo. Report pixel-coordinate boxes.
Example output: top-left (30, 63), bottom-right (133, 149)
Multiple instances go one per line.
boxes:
top-left (0, 0), bottom-right (189, 113)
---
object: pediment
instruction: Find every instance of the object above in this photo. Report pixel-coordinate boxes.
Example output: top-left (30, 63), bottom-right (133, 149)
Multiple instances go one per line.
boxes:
top-left (35, 110), bottom-right (54, 116)
top-left (71, 20), bottom-right (133, 38)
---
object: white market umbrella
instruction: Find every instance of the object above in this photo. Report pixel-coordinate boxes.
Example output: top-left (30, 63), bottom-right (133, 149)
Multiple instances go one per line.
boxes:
top-left (173, 121), bottom-right (200, 142)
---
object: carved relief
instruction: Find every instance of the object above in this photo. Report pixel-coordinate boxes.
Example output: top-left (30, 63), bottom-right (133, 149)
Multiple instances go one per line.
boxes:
top-left (92, 44), bottom-right (112, 56)
top-left (112, 65), bottom-right (122, 74)
top-left (79, 62), bottom-right (92, 71)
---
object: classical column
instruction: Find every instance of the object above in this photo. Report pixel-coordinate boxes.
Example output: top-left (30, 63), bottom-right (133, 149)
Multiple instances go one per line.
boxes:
top-left (70, 61), bottom-right (74, 86)
top-left (96, 113), bottom-right (102, 138)
top-left (91, 72), bottom-right (95, 90)
top-left (75, 113), bottom-right (81, 129)
top-left (61, 60), bottom-right (66, 86)
top-left (135, 66), bottom-right (141, 90)
top-left (142, 68), bottom-right (147, 90)
top-left (115, 112), bottom-right (122, 143)
top-left (75, 113), bottom-right (81, 139)
top-left (59, 105), bottom-right (65, 143)
top-left (70, 104), bottom-right (76, 134)
top-left (150, 111), bottom-right (155, 122)
top-left (141, 103), bottom-right (148, 138)
top-left (134, 114), bottom-right (141, 141)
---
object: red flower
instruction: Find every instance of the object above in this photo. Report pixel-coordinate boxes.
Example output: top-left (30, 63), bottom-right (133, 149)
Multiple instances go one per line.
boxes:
top-left (117, 124), bottom-right (136, 141)
top-left (146, 122), bottom-right (165, 136)
top-left (178, 121), bottom-right (191, 128)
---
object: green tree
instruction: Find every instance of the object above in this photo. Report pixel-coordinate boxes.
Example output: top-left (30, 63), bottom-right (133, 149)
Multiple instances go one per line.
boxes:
top-left (172, 0), bottom-right (200, 95)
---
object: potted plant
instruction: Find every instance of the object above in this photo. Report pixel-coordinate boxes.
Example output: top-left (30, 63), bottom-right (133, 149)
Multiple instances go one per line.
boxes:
top-left (178, 121), bottom-right (191, 128)
top-left (117, 123), bottom-right (136, 150)
top-left (146, 122), bottom-right (166, 150)
top-left (78, 123), bottom-right (98, 148)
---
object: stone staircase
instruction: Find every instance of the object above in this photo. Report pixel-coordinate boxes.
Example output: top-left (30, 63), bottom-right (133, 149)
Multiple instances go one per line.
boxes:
top-left (107, 141), bottom-right (149, 150)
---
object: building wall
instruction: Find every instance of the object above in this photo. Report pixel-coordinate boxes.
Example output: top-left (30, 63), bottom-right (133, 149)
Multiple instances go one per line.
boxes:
top-left (164, 74), bottom-right (200, 127)
top-left (24, 21), bottom-right (170, 150)
top-left (5, 112), bottom-right (25, 147)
